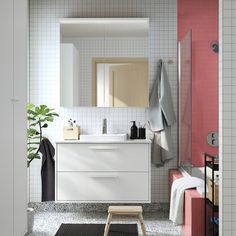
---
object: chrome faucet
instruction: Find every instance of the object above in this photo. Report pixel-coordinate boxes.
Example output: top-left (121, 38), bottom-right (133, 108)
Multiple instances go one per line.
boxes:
top-left (102, 118), bottom-right (107, 134)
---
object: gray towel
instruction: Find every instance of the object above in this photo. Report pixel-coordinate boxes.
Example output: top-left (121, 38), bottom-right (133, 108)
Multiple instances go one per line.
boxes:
top-left (150, 118), bottom-right (175, 166)
top-left (148, 60), bottom-right (176, 166)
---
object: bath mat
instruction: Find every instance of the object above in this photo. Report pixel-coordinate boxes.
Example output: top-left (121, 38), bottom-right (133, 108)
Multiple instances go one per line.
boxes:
top-left (55, 223), bottom-right (138, 236)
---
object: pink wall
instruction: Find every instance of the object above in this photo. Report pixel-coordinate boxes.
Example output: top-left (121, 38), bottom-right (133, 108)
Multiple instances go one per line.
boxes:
top-left (183, 190), bottom-right (204, 236)
top-left (178, 0), bottom-right (219, 166)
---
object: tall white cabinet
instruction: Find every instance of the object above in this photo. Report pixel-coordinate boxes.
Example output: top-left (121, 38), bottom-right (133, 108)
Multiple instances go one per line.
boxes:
top-left (56, 140), bottom-right (151, 203)
top-left (0, 0), bottom-right (27, 235)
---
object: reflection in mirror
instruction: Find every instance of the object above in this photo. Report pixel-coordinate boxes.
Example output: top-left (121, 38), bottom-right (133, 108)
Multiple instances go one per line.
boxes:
top-left (93, 58), bottom-right (148, 107)
top-left (60, 18), bottom-right (149, 107)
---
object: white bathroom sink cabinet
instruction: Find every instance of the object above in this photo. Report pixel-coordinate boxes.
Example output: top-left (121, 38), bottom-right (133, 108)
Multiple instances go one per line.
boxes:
top-left (55, 140), bottom-right (151, 203)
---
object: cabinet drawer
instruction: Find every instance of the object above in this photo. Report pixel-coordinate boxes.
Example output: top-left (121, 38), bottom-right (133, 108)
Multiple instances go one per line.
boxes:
top-left (56, 172), bottom-right (149, 202)
top-left (57, 143), bottom-right (149, 171)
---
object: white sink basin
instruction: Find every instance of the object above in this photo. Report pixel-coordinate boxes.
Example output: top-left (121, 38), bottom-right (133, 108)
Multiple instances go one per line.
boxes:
top-left (80, 134), bottom-right (127, 142)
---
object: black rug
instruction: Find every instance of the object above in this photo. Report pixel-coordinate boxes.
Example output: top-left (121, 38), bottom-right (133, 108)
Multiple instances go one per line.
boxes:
top-left (55, 223), bottom-right (138, 236)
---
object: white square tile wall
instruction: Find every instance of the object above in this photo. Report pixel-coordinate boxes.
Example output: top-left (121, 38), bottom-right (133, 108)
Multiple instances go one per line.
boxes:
top-left (29, 0), bottom-right (178, 203)
top-left (220, 0), bottom-right (236, 234)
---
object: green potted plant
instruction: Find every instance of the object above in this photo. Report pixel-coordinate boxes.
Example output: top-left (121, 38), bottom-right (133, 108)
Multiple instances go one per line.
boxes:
top-left (27, 103), bottom-right (59, 167)
top-left (27, 103), bottom-right (59, 232)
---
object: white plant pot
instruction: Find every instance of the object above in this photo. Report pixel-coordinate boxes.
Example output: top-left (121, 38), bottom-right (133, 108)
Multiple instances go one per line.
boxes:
top-left (27, 207), bottom-right (34, 233)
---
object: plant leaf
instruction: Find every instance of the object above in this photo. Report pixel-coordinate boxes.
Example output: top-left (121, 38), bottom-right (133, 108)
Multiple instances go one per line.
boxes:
top-left (27, 152), bottom-right (40, 160)
top-left (27, 103), bottom-right (35, 110)
top-left (39, 105), bottom-right (47, 110)
top-left (27, 128), bottom-right (39, 136)
top-left (35, 106), bottom-right (40, 114)
top-left (29, 121), bottom-right (40, 127)
top-left (27, 146), bottom-right (38, 152)
top-left (46, 117), bottom-right (54, 122)
top-left (43, 108), bottom-right (50, 115)
top-left (42, 123), bottom-right (48, 128)
top-left (27, 110), bottom-right (37, 115)
top-left (29, 136), bottom-right (41, 140)
top-left (46, 112), bottom-right (59, 117)
top-left (27, 142), bottom-right (40, 145)
top-left (27, 116), bottom-right (37, 121)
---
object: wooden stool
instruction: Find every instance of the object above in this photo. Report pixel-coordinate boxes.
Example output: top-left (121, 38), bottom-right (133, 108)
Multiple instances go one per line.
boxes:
top-left (103, 206), bottom-right (147, 236)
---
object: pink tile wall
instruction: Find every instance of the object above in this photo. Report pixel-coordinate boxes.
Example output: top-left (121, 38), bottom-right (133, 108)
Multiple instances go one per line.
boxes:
top-left (178, 0), bottom-right (219, 167)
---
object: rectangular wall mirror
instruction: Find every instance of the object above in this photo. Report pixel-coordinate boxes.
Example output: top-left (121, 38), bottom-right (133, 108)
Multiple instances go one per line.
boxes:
top-left (60, 18), bottom-right (149, 107)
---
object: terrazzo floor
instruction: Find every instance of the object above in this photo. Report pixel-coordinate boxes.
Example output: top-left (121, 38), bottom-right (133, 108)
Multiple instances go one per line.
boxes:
top-left (26, 211), bottom-right (182, 236)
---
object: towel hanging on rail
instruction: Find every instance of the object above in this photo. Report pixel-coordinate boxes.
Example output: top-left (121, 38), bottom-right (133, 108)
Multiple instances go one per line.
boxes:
top-left (169, 177), bottom-right (205, 225)
top-left (39, 138), bottom-right (55, 201)
top-left (148, 59), bottom-right (176, 166)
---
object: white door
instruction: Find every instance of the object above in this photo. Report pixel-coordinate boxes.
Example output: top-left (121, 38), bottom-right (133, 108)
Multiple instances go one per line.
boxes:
top-left (109, 62), bottom-right (149, 107)
top-left (0, 0), bottom-right (27, 235)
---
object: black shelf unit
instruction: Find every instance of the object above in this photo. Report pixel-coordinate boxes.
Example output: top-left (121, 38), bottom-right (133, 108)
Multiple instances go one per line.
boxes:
top-left (204, 153), bottom-right (219, 236)
top-left (206, 162), bottom-right (219, 171)
top-left (206, 198), bottom-right (219, 212)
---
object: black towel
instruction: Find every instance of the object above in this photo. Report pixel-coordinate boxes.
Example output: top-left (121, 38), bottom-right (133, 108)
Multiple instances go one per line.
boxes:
top-left (39, 138), bottom-right (55, 201)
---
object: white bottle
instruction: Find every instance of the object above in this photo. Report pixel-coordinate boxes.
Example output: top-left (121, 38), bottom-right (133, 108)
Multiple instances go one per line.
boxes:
top-left (214, 174), bottom-right (219, 185)
top-left (68, 119), bottom-right (73, 127)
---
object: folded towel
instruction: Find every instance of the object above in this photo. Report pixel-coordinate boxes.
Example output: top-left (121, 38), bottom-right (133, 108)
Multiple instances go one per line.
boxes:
top-left (169, 177), bottom-right (205, 225)
top-left (196, 186), bottom-right (208, 196)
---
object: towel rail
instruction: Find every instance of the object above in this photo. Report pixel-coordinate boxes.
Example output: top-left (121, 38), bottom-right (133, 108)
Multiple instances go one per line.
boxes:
top-left (162, 60), bottom-right (174, 64)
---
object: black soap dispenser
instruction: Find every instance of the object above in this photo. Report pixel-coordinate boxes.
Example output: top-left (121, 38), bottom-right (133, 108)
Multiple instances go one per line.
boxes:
top-left (130, 121), bottom-right (138, 139)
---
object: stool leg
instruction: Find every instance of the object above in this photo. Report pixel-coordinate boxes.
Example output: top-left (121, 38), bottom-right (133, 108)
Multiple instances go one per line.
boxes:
top-left (138, 213), bottom-right (147, 236)
top-left (103, 213), bottom-right (112, 236)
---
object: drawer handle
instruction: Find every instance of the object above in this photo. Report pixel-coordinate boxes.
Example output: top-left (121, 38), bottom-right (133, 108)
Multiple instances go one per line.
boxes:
top-left (88, 174), bottom-right (119, 179)
top-left (88, 146), bottom-right (118, 151)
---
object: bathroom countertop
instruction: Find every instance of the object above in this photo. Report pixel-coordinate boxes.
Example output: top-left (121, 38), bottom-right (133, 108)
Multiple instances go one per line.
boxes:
top-left (56, 139), bottom-right (152, 144)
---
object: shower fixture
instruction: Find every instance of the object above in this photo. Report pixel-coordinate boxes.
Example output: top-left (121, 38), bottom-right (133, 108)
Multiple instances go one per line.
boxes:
top-left (211, 41), bottom-right (219, 53)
